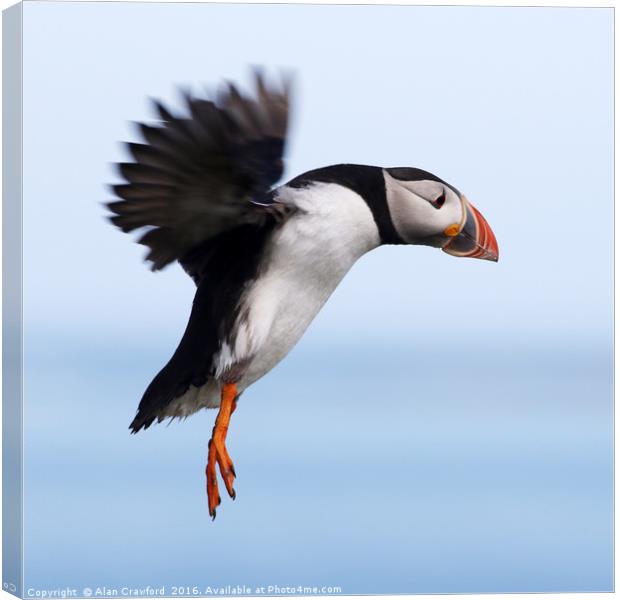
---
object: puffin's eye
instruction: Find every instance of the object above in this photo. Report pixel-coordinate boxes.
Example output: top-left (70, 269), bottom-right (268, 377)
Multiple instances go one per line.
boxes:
top-left (431, 191), bottom-right (446, 209)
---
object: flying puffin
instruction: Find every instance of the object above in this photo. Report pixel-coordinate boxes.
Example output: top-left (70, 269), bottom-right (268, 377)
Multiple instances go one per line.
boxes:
top-left (107, 71), bottom-right (499, 519)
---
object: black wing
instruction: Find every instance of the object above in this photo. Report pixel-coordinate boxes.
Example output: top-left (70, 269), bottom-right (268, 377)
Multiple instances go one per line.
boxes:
top-left (107, 70), bottom-right (291, 275)
top-left (107, 71), bottom-right (291, 432)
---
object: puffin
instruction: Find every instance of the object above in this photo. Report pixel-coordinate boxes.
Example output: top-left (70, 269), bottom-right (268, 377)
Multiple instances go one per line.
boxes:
top-left (107, 71), bottom-right (499, 519)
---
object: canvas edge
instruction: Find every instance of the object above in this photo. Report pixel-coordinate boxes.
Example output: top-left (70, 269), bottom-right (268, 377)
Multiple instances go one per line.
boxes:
top-left (2, 2), bottom-right (23, 598)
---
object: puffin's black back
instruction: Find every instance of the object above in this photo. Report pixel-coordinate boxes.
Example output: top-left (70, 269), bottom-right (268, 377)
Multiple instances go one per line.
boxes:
top-left (129, 220), bottom-right (277, 432)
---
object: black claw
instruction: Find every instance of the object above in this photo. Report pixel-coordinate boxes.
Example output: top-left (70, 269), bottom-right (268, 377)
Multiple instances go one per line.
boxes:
top-left (218, 495), bottom-right (222, 505)
top-left (231, 465), bottom-right (236, 477)
top-left (210, 508), bottom-right (216, 521)
top-left (231, 489), bottom-right (236, 501)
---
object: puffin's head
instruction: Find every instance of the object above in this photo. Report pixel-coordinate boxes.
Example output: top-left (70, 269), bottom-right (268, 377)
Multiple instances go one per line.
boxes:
top-left (384, 167), bottom-right (499, 262)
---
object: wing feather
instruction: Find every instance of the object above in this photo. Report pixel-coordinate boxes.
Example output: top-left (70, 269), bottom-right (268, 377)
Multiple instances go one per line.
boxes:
top-left (106, 70), bottom-right (290, 272)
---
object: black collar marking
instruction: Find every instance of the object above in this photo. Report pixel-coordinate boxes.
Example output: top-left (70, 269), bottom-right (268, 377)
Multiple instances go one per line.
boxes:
top-left (287, 164), bottom-right (406, 245)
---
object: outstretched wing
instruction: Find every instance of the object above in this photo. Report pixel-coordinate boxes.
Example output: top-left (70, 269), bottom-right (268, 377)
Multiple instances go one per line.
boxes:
top-left (107, 70), bottom-right (291, 273)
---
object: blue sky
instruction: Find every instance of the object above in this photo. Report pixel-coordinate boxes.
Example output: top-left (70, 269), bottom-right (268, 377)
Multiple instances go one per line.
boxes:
top-left (21, 3), bottom-right (612, 347)
top-left (17, 2), bottom-right (613, 595)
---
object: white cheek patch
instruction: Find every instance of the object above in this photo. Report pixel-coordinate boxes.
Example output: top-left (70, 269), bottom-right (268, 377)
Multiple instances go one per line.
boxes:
top-left (383, 171), bottom-right (461, 242)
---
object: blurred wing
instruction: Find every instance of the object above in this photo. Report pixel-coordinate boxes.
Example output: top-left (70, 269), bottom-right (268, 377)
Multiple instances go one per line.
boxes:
top-left (107, 70), bottom-right (291, 273)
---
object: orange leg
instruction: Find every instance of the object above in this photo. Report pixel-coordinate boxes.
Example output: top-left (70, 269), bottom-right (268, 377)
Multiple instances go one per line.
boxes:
top-left (205, 382), bottom-right (238, 520)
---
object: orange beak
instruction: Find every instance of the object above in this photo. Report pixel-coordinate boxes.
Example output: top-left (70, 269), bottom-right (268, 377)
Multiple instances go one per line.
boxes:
top-left (442, 197), bottom-right (499, 262)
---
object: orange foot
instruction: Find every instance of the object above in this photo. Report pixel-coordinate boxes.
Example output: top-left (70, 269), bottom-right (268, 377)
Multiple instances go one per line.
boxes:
top-left (206, 382), bottom-right (238, 519)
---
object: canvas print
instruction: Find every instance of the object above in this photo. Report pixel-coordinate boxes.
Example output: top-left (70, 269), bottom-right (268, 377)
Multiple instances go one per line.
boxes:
top-left (2, 2), bottom-right (613, 597)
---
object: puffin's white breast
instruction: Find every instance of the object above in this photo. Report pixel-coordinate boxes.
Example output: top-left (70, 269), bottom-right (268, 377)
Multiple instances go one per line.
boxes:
top-left (221, 182), bottom-right (382, 389)
top-left (158, 182), bottom-right (381, 419)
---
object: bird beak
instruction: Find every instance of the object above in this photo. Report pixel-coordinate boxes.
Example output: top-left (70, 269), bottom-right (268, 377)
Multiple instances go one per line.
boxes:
top-left (442, 196), bottom-right (499, 262)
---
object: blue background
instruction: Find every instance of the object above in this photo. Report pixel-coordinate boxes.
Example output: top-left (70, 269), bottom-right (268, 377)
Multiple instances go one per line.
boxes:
top-left (20, 3), bottom-right (612, 595)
